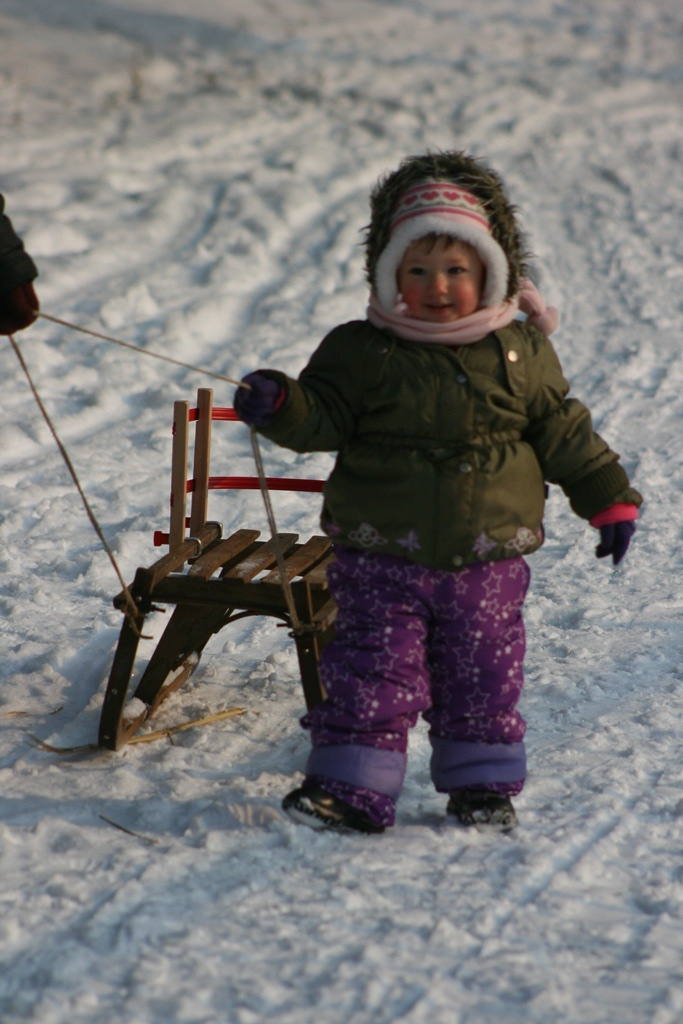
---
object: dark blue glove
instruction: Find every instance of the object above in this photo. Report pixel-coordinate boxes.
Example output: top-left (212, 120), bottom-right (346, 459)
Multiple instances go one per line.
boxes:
top-left (233, 371), bottom-right (285, 427)
top-left (595, 520), bottom-right (636, 565)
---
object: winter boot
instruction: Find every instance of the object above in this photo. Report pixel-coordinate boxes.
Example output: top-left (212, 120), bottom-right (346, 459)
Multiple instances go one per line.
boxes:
top-left (282, 783), bottom-right (385, 834)
top-left (447, 788), bottom-right (518, 833)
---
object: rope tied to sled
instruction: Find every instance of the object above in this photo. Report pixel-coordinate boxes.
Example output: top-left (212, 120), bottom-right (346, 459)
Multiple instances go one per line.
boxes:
top-left (36, 312), bottom-right (248, 387)
top-left (7, 332), bottom-right (140, 625)
top-left (249, 426), bottom-right (302, 632)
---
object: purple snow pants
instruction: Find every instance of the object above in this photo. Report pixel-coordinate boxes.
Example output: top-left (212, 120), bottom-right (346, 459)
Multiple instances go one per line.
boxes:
top-left (301, 548), bottom-right (531, 826)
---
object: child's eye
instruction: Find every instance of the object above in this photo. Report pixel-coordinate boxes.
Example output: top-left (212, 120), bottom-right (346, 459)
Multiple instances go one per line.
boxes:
top-left (408, 266), bottom-right (427, 276)
top-left (448, 265), bottom-right (466, 275)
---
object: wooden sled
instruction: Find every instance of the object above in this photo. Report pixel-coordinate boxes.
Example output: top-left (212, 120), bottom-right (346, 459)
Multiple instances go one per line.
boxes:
top-left (98, 387), bottom-right (336, 751)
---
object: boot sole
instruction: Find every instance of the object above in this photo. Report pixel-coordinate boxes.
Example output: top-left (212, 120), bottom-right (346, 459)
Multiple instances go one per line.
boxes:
top-left (282, 790), bottom-right (384, 834)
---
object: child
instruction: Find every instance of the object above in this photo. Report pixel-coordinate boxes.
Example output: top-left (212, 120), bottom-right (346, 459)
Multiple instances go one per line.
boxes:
top-left (234, 151), bottom-right (641, 834)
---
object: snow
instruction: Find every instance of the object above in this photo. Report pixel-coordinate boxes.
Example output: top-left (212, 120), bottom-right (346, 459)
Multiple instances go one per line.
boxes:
top-left (1, 0), bottom-right (682, 1021)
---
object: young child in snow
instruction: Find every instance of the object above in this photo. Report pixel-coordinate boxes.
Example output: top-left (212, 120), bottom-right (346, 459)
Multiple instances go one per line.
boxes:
top-left (234, 150), bottom-right (641, 834)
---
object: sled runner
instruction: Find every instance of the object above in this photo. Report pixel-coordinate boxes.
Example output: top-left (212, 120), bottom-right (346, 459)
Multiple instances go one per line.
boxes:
top-left (98, 388), bottom-right (336, 751)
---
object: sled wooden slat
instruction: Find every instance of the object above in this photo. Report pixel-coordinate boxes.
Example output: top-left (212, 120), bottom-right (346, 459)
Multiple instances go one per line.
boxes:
top-left (187, 529), bottom-right (261, 578)
top-left (297, 550), bottom-right (337, 590)
top-left (98, 388), bottom-right (336, 751)
top-left (170, 400), bottom-right (190, 551)
top-left (112, 521), bottom-right (223, 611)
top-left (222, 534), bottom-right (299, 582)
top-left (189, 388), bottom-right (212, 537)
top-left (259, 536), bottom-right (331, 585)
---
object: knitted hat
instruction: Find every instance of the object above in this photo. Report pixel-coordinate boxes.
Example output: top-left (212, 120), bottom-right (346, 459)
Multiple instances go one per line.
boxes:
top-left (364, 151), bottom-right (530, 307)
top-left (374, 181), bottom-right (511, 310)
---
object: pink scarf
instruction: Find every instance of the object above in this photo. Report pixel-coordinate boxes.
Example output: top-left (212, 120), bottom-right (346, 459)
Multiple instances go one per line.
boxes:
top-left (367, 280), bottom-right (559, 346)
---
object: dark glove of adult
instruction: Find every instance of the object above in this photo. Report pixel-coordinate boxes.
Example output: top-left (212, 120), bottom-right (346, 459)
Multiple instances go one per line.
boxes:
top-left (233, 371), bottom-right (286, 427)
top-left (0, 281), bottom-right (39, 334)
top-left (595, 520), bottom-right (636, 565)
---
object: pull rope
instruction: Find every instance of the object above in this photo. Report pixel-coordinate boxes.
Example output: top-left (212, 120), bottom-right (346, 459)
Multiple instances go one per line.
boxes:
top-left (250, 426), bottom-right (302, 632)
top-left (36, 311), bottom-right (248, 388)
top-left (8, 334), bottom-right (140, 625)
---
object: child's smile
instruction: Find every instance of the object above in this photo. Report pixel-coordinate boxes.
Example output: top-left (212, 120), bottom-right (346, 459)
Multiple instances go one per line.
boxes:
top-left (396, 237), bottom-right (485, 322)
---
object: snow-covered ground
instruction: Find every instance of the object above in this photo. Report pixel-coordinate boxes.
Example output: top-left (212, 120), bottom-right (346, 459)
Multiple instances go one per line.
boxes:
top-left (1, 1), bottom-right (682, 1021)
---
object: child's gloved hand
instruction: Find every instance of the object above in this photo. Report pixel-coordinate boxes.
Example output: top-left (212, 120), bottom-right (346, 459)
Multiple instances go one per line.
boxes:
top-left (0, 281), bottom-right (39, 334)
top-left (595, 521), bottom-right (636, 565)
top-left (233, 371), bottom-right (286, 427)
top-left (590, 504), bottom-right (639, 565)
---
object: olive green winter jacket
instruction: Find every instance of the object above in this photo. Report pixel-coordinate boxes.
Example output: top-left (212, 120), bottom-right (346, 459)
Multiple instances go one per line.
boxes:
top-left (259, 319), bottom-right (641, 570)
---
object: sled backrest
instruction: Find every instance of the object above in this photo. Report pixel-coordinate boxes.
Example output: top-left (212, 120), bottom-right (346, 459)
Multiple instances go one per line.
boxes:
top-left (154, 387), bottom-right (324, 557)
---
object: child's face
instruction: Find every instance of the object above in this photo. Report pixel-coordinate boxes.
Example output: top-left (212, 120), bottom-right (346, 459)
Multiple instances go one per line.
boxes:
top-left (396, 237), bottom-right (485, 322)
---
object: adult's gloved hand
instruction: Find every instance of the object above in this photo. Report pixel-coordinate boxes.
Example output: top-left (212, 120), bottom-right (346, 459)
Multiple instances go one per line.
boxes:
top-left (0, 281), bottom-right (39, 334)
top-left (590, 504), bottom-right (638, 566)
top-left (233, 371), bottom-right (286, 427)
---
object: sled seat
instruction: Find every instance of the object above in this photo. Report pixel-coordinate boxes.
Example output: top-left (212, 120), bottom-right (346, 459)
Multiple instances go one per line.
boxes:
top-left (98, 387), bottom-right (335, 751)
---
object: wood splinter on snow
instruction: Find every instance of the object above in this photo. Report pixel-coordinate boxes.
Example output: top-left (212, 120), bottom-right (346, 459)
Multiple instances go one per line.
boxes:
top-left (1, 706), bottom-right (64, 719)
top-left (126, 706), bottom-right (249, 744)
top-left (99, 814), bottom-right (160, 846)
top-left (26, 706), bottom-right (249, 755)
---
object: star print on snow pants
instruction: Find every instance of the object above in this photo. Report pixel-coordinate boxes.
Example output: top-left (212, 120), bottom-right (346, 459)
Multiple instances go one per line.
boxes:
top-left (301, 548), bottom-right (531, 827)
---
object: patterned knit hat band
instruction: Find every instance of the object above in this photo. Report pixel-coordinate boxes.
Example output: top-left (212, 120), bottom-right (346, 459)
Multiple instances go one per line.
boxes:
top-left (374, 181), bottom-right (510, 310)
top-left (389, 183), bottom-right (491, 236)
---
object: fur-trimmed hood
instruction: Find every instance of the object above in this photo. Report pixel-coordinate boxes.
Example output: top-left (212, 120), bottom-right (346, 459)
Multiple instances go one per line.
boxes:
top-left (364, 151), bottom-right (529, 302)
